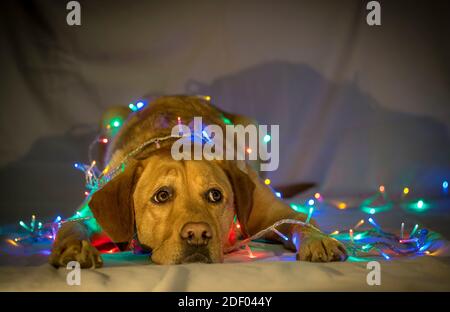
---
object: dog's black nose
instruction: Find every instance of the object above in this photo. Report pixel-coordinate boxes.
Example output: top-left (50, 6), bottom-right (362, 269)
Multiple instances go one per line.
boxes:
top-left (180, 222), bottom-right (212, 246)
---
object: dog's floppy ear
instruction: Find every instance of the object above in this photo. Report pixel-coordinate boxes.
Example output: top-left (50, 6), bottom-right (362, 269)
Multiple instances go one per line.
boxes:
top-left (221, 161), bottom-right (255, 237)
top-left (89, 161), bottom-right (142, 245)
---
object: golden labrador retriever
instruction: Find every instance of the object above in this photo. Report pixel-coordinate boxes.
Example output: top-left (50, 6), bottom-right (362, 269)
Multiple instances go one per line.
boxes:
top-left (49, 96), bottom-right (347, 267)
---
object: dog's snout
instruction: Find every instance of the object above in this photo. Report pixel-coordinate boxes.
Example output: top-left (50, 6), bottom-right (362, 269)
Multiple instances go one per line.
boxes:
top-left (180, 222), bottom-right (212, 246)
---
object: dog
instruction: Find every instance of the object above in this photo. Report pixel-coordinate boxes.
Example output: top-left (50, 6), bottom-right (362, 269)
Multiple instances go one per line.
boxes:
top-left (49, 96), bottom-right (347, 267)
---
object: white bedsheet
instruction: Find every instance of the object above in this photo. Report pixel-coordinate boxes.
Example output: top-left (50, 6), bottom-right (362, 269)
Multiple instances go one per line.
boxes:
top-left (1, 196), bottom-right (449, 291)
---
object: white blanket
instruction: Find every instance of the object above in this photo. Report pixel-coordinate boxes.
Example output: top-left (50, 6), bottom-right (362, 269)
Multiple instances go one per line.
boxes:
top-left (1, 196), bottom-right (449, 291)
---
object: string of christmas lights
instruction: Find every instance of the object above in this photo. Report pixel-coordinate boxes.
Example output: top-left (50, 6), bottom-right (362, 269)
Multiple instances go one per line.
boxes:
top-left (283, 180), bottom-right (448, 217)
top-left (227, 212), bottom-right (442, 260)
top-left (9, 213), bottom-right (92, 245)
top-left (6, 97), bottom-right (447, 263)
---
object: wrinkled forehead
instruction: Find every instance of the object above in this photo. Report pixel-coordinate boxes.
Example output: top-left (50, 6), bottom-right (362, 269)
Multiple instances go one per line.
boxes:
top-left (137, 154), bottom-right (232, 190)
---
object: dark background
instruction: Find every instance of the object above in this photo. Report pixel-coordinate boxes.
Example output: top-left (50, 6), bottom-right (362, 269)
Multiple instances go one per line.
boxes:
top-left (0, 0), bottom-right (449, 224)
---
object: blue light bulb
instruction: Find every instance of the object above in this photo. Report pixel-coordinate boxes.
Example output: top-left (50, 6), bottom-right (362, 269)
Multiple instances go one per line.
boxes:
top-left (136, 101), bottom-right (144, 109)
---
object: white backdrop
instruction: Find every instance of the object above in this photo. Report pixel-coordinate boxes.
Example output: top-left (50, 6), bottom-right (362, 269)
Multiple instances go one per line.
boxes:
top-left (0, 0), bottom-right (449, 222)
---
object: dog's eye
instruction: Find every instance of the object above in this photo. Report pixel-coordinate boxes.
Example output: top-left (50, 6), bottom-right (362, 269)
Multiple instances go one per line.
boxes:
top-left (206, 188), bottom-right (222, 203)
top-left (152, 187), bottom-right (173, 204)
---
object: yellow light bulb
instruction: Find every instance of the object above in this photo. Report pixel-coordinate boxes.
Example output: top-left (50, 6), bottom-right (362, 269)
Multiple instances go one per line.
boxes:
top-left (6, 239), bottom-right (18, 247)
top-left (354, 219), bottom-right (365, 229)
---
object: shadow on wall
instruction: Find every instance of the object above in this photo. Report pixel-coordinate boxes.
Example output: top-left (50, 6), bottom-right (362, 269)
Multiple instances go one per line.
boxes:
top-left (0, 125), bottom-right (96, 224)
top-left (0, 61), bottom-right (449, 223)
top-left (185, 61), bottom-right (450, 196)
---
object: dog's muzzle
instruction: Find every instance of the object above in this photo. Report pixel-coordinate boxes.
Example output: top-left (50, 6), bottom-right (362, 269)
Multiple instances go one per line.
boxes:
top-left (179, 222), bottom-right (213, 263)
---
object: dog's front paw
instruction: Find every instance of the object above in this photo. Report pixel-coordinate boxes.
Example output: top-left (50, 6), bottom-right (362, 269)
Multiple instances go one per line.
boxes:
top-left (296, 234), bottom-right (347, 262)
top-left (49, 239), bottom-right (103, 268)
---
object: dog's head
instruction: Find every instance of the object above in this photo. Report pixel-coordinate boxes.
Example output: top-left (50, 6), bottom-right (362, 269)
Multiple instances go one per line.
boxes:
top-left (88, 151), bottom-right (254, 264)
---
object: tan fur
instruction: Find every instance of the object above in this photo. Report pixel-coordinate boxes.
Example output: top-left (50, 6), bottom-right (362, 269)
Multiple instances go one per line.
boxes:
top-left (133, 154), bottom-right (234, 264)
top-left (49, 96), bottom-right (347, 267)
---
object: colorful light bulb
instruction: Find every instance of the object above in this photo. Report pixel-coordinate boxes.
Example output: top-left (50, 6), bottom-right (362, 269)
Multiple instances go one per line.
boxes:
top-left (222, 116), bottom-right (232, 125)
top-left (349, 229), bottom-right (354, 243)
top-left (273, 228), bottom-right (289, 241)
top-left (368, 217), bottom-right (381, 231)
top-left (354, 219), bottom-right (365, 229)
top-left (338, 202), bottom-right (347, 209)
top-left (410, 224), bottom-right (419, 237)
top-left (380, 251), bottom-right (390, 260)
top-left (305, 207), bottom-right (314, 224)
top-left (128, 103), bottom-right (137, 112)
